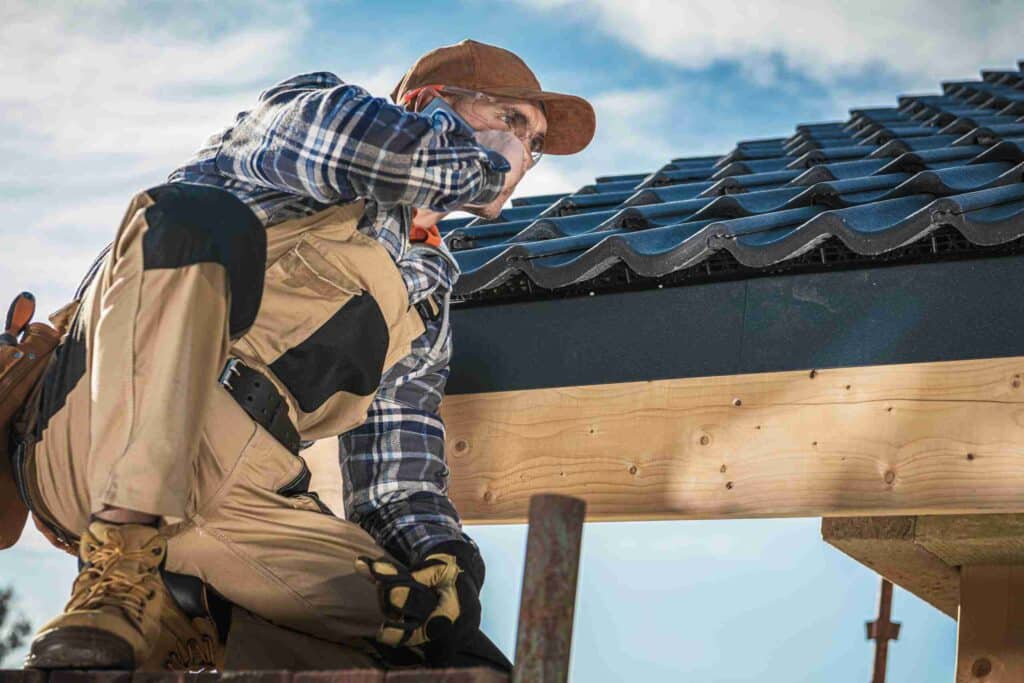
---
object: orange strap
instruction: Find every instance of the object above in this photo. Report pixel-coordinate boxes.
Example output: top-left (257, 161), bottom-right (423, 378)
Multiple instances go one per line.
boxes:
top-left (410, 223), bottom-right (443, 249)
top-left (402, 84), bottom-right (444, 107)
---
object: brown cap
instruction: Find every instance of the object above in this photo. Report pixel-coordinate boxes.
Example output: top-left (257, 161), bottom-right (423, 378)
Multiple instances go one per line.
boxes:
top-left (392, 39), bottom-right (596, 156)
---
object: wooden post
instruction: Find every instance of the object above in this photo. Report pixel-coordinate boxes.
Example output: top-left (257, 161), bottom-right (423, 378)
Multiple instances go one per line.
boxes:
top-left (866, 578), bottom-right (900, 683)
top-left (956, 565), bottom-right (1024, 682)
top-left (512, 494), bottom-right (586, 683)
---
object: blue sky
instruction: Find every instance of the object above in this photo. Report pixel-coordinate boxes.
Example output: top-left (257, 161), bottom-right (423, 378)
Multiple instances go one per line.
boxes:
top-left (1, 0), bottom-right (1021, 679)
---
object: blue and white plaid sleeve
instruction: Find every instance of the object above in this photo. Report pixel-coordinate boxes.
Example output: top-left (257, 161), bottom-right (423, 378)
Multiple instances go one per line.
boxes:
top-left (339, 311), bottom-right (473, 566)
top-left (212, 72), bottom-right (508, 212)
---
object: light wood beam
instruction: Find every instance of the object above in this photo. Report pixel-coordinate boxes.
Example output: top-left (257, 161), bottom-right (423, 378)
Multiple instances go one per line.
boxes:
top-left (822, 513), bottom-right (1024, 624)
top-left (443, 356), bottom-right (1024, 524)
top-left (916, 515), bottom-right (1024, 567)
top-left (821, 516), bottom-right (958, 618)
top-left (956, 565), bottom-right (1024, 682)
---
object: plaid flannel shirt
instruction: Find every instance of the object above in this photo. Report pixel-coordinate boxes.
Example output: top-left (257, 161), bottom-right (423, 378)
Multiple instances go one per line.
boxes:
top-left (168, 72), bottom-right (507, 565)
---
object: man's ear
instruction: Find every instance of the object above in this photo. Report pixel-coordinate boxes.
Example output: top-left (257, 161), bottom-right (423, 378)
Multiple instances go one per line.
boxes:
top-left (409, 87), bottom-right (450, 113)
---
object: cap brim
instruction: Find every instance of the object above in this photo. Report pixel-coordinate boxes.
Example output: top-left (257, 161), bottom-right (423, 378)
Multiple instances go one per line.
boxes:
top-left (479, 86), bottom-right (596, 155)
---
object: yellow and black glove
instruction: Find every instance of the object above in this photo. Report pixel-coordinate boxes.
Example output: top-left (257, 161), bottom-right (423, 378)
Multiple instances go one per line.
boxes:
top-left (355, 540), bottom-right (484, 665)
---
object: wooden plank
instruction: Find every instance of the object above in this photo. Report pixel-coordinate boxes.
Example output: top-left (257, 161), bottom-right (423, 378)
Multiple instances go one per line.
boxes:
top-left (385, 670), bottom-right (506, 682)
top-left (956, 565), bottom-right (1024, 682)
top-left (294, 673), bottom-right (383, 683)
top-left (48, 674), bottom-right (131, 683)
top-left (219, 674), bottom-right (290, 683)
top-left (0, 672), bottom-right (46, 683)
top-left (133, 674), bottom-right (186, 683)
top-left (822, 517), bottom-right (959, 618)
top-left (916, 514), bottom-right (1024, 566)
top-left (223, 608), bottom-right (379, 671)
top-left (443, 356), bottom-right (1024, 523)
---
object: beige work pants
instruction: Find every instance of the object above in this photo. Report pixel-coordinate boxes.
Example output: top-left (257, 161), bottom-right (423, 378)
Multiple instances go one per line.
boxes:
top-left (26, 183), bottom-right (424, 649)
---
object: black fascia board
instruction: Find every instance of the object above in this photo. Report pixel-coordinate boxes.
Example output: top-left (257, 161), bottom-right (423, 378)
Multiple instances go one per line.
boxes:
top-left (447, 253), bottom-right (1024, 394)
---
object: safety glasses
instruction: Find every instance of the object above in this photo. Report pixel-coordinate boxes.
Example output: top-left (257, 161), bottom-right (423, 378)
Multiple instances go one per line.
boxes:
top-left (405, 85), bottom-right (547, 166)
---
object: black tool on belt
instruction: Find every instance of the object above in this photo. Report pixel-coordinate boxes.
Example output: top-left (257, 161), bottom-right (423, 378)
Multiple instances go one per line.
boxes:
top-left (218, 358), bottom-right (301, 455)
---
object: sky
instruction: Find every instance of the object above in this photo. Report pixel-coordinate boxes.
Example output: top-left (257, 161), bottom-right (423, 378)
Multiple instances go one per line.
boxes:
top-left (1, 0), bottom-right (1021, 679)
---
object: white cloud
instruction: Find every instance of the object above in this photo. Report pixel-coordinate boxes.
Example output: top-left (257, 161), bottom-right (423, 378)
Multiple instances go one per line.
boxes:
top-left (0, 1), bottom-right (311, 313)
top-left (0, 1), bottom-right (309, 160)
top-left (516, 0), bottom-right (1023, 89)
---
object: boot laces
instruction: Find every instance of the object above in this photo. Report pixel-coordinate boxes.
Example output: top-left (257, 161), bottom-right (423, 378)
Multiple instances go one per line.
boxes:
top-left (70, 536), bottom-right (161, 628)
top-left (165, 632), bottom-right (217, 671)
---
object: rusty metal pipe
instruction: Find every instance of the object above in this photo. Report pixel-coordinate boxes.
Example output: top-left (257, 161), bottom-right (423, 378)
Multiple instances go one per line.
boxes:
top-left (512, 494), bottom-right (586, 683)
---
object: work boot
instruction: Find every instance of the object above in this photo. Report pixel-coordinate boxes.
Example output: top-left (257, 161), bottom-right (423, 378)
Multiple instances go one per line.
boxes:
top-left (25, 521), bottom-right (171, 670)
top-left (144, 611), bottom-right (223, 671)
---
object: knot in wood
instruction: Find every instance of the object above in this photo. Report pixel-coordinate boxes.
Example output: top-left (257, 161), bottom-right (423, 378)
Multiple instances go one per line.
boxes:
top-left (971, 657), bottom-right (992, 678)
top-left (884, 470), bottom-right (896, 485)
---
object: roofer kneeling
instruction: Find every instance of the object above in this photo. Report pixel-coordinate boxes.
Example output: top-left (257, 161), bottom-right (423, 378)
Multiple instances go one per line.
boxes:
top-left (2, 40), bottom-right (594, 671)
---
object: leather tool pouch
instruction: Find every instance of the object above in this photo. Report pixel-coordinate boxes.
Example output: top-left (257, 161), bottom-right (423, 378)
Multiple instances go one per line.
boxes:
top-left (0, 293), bottom-right (65, 548)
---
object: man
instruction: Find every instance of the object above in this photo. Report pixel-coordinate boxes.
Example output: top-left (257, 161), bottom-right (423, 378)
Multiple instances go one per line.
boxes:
top-left (13, 39), bottom-right (595, 670)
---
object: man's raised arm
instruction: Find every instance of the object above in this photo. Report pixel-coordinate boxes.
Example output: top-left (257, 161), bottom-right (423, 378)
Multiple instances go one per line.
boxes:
top-left (209, 72), bottom-right (509, 211)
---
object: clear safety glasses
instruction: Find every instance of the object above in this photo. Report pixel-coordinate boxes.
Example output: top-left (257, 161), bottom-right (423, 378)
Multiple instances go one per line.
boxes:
top-left (406, 85), bottom-right (547, 166)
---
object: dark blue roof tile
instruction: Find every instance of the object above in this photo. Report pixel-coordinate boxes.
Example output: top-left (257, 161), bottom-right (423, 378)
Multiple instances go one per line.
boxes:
top-left (690, 187), bottom-right (806, 220)
top-left (792, 158), bottom-right (890, 182)
top-left (577, 178), bottom-right (643, 194)
top-left (624, 181), bottom-right (716, 205)
top-left (594, 172), bottom-right (649, 184)
top-left (787, 145), bottom-right (875, 168)
top-left (701, 169), bottom-right (804, 196)
top-left (613, 197), bottom-right (713, 228)
top-left (510, 192), bottom-right (568, 208)
top-left (438, 215), bottom-right (475, 233)
top-left (553, 190), bottom-right (636, 214)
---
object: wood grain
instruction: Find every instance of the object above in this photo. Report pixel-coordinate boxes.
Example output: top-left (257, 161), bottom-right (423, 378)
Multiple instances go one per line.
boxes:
top-left (443, 356), bottom-right (1024, 523)
top-left (916, 514), bottom-right (1024, 567)
top-left (956, 565), bottom-right (1024, 682)
top-left (821, 516), bottom-right (959, 618)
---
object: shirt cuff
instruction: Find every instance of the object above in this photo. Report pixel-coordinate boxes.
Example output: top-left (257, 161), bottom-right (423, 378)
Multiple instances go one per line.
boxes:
top-left (471, 149), bottom-right (509, 205)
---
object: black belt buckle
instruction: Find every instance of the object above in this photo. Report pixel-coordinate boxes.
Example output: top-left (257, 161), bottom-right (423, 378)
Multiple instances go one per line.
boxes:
top-left (218, 357), bottom-right (242, 390)
top-left (218, 358), bottom-right (301, 455)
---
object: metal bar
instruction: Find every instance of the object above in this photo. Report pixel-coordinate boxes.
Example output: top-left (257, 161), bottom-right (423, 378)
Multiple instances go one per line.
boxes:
top-left (512, 494), bottom-right (586, 683)
top-left (867, 578), bottom-right (900, 683)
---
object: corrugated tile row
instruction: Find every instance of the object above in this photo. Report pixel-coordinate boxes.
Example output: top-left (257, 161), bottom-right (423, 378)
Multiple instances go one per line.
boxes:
top-left (442, 61), bottom-right (1024, 298)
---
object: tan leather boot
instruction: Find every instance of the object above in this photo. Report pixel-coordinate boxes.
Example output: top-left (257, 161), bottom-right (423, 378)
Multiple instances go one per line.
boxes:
top-left (144, 611), bottom-right (223, 672)
top-left (25, 521), bottom-right (172, 669)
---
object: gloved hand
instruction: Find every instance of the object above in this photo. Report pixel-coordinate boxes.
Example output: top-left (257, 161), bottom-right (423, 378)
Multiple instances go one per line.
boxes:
top-left (355, 540), bottom-right (484, 665)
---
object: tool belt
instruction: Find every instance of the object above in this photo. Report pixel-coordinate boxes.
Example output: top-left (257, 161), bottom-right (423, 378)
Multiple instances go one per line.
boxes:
top-left (0, 293), bottom-right (65, 549)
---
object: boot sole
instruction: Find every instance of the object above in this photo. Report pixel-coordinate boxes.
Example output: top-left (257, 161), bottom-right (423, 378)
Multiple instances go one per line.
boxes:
top-left (25, 626), bottom-right (136, 670)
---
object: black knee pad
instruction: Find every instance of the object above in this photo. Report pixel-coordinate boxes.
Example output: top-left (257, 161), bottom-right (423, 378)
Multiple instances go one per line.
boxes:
top-left (142, 184), bottom-right (266, 338)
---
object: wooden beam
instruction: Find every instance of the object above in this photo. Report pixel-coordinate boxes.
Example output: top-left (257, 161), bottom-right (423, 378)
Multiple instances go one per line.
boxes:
top-left (956, 565), bottom-right (1024, 682)
top-left (821, 516), bottom-right (959, 618)
top-left (443, 356), bottom-right (1024, 523)
top-left (916, 515), bottom-right (1024, 567)
top-left (822, 513), bottom-right (1024, 623)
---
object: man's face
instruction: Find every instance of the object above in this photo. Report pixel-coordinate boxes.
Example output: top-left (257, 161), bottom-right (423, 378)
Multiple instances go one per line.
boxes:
top-left (448, 92), bottom-right (547, 219)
